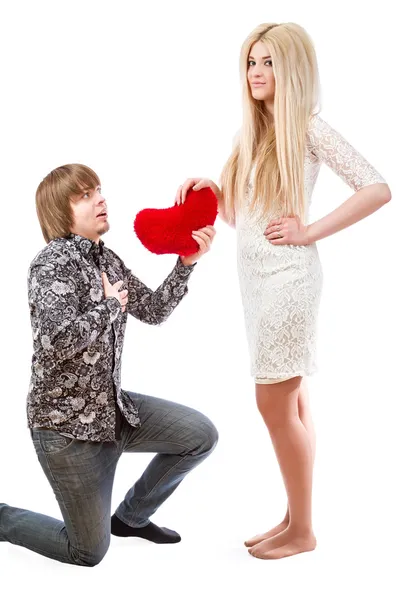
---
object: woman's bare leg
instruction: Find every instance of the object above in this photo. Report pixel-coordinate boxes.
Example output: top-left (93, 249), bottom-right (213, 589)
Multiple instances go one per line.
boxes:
top-left (246, 377), bottom-right (316, 559)
top-left (245, 378), bottom-right (316, 547)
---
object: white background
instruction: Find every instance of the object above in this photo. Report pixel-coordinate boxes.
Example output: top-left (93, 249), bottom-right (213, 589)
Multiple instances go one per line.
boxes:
top-left (0, 0), bottom-right (399, 597)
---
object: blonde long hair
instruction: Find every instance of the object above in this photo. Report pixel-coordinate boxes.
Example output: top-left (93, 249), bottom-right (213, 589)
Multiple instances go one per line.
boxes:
top-left (220, 22), bottom-right (320, 224)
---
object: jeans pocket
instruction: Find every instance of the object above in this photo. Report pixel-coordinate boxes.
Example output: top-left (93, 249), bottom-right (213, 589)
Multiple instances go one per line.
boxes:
top-left (33, 429), bottom-right (75, 455)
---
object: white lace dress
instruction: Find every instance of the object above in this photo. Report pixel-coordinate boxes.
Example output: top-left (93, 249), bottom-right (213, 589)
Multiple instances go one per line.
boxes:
top-left (236, 114), bottom-right (386, 383)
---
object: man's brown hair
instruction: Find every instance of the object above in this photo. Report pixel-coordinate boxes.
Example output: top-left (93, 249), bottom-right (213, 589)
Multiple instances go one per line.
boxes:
top-left (36, 163), bottom-right (100, 243)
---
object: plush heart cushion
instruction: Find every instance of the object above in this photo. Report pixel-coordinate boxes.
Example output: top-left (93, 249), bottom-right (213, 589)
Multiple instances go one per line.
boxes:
top-left (133, 187), bottom-right (218, 256)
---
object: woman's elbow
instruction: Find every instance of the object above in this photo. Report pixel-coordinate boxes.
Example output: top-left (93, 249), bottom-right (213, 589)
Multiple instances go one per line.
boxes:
top-left (379, 183), bottom-right (392, 204)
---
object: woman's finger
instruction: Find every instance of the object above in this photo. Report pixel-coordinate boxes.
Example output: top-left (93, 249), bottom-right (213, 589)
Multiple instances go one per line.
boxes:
top-left (175, 185), bottom-right (183, 205)
top-left (181, 179), bottom-right (198, 204)
top-left (193, 179), bottom-right (209, 191)
top-left (266, 230), bottom-right (285, 240)
top-left (270, 232), bottom-right (291, 245)
top-left (267, 218), bottom-right (283, 228)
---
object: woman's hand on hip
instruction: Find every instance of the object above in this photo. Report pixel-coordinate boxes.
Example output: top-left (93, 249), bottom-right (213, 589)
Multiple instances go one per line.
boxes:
top-left (264, 217), bottom-right (311, 246)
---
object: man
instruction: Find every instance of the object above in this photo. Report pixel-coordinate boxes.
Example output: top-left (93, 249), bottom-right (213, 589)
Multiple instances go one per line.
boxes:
top-left (0, 163), bottom-right (218, 566)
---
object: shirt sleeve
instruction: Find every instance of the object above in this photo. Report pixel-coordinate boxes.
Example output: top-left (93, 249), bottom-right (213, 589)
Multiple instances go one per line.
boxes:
top-left (29, 258), bottom-right (121, 362)
top-left (123, 256), bottom-right (196, 325)
top-left (307, 114), bottom-right (386, 191)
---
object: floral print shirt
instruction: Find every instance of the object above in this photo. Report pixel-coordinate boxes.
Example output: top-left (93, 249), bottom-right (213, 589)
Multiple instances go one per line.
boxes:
top-left (26, 233), bottom-right (195, 442)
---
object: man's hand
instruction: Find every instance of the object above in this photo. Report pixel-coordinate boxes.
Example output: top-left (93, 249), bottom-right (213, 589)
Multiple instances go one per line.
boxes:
top-left (101, 273), bottom-right (128, 312)
top-left (180, 226), bottom-right (217, 266)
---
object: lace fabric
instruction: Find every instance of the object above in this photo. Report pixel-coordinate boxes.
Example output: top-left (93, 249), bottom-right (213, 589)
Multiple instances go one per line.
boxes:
top-left (236, 115), bottom-right (386, 379)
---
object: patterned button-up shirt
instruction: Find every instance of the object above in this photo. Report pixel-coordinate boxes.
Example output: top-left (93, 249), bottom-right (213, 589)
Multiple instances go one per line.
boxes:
top-left (26, 234), bottom-right (195, 442)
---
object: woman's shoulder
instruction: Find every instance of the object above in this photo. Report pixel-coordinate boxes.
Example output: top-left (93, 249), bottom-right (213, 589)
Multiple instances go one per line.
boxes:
top-left (307, 113), bottom-right (329, 135)
top-left (306, 113), bottom-right (337, 155)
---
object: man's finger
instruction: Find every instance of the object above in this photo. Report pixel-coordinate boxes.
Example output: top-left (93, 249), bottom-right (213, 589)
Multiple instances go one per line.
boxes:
top-left (192, 234), bottom-right (206, 253)
top-left (198, 226), bottom-right (216, 237)
top-left (192, 230), bottom-right (210, 244)
top-left (113, 280), bottom-right (124, 291)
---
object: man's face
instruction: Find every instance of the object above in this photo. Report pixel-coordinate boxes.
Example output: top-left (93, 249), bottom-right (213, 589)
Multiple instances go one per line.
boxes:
top-left (70, 184), bottom-right (109, 243)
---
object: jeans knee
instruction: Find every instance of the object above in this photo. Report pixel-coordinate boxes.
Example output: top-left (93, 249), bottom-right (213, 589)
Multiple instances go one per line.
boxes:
top-left (198, 416), bottom-right (219, 455)
top-left (72, 537), bottom-right (110, 567)
top-left (208, 422), bottom-right (219, 452)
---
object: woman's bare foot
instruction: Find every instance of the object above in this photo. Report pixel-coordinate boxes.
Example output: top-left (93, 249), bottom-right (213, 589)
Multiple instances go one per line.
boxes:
top-left (248, 527), bottom-right (316, 560)
top-left (244, 519), bottom-right (289, 547)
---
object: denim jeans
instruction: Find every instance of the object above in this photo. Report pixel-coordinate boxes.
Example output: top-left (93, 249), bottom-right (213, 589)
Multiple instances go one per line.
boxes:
top-left (0, 391), bottom-right (218, 566)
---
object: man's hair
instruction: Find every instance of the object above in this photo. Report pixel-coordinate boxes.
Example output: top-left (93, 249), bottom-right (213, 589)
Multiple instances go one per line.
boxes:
top-left (36, 163), bottom-right (101, 243)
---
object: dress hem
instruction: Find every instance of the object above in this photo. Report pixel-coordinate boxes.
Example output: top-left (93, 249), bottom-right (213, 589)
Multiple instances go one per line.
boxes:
top-left (252, 368), bottom-right (317, 381)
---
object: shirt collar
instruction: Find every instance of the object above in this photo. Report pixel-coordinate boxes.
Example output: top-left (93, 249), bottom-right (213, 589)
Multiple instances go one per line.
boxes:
top-left (66, 233), bottom-right (104, 257)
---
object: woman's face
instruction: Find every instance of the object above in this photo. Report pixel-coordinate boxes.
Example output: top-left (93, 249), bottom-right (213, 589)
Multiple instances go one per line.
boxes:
top-left (247, 41), bottom-right (275, 107)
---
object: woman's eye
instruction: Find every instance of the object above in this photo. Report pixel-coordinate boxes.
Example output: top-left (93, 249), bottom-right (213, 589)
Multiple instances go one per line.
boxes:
top-left (248, 59), bottom-right (272, 67)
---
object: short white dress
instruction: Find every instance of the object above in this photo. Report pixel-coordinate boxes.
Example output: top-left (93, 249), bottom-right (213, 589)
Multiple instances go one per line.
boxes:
top-left (236, 114), bottom-right (386, 384)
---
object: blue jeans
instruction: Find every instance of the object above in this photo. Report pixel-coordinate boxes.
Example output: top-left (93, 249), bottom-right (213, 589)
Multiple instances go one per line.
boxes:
top-left (0, 391), bottom-right (218, 566)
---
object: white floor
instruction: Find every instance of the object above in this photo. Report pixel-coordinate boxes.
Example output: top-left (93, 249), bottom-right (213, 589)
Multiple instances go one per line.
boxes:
top-left (1, 1), bottom-right (398, 595)
top-left (2, 533), bottom-right (397, 600)
top-left (1, 373), bottom-right (399, 600)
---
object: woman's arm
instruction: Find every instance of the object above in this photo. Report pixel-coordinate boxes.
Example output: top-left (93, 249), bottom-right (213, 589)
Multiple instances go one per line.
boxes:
top-left (265, 115), bottom-right (391, 245)
top-left (176, 178), bottom-right (235, 227)
top-left (307, 182), bottom-right (390, 243)
top-left (307, 115), bottom-right (391, 242)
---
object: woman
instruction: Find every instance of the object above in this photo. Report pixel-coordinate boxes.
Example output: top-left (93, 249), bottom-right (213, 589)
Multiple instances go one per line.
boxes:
top-left (176, 22), bottom-right (391, 560)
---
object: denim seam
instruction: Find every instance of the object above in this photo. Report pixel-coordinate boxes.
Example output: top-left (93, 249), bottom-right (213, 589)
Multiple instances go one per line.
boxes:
top-left (121, 440), bottom-right (192, 455)
top-left (117, 454), bottom-right (190, 526)
top-left (36, 443), bottom-right (107, 561)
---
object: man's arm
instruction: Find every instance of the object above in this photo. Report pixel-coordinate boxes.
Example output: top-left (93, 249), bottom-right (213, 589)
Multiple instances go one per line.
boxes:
top-left (29, 259), bottom-right (121, 361)
top-left (123, 257), bottom-right (196, 325)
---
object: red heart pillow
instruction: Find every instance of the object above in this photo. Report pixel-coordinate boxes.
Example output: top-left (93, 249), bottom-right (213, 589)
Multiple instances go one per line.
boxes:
top-left (133, 187), bottom-right (218, 256)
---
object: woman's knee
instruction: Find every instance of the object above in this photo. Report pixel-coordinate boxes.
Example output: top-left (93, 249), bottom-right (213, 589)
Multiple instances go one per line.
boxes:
top-left (256, 377), bottom-right (302, 427)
